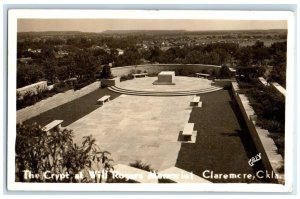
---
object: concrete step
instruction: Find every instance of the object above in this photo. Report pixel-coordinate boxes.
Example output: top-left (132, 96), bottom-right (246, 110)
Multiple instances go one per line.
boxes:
top-left (108, 86), bottom-right (222, 96)
top-left (110, 85), bottom-right (222, 93)
top-left (109, 86), bottom-right (222, 95)
top-left (111, 86), bottom-right (221, 93)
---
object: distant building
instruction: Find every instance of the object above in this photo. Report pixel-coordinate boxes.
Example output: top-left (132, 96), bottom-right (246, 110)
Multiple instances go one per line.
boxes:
top-left (55, 50), bottom-right (69, 58)
top-left (116, 48), bottom-right (124, 56)
top-left (18, 57), bottom-right (32, 63)
top-left (32, 37), bottom-right (42, 43)
top-left (91, 45), bottom-right (111, 53)
top-left (140, 58), bottom-right (150, 64)
top-left (28, 48), bottom-right (42, 54)
top-left (160, 46), bottom-right (171, 51)
top-left (142, 44), bottom-right (148, 49)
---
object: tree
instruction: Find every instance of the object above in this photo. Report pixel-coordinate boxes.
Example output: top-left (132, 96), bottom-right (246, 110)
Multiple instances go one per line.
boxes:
top-left (251, 41), bottom-right (270, 65)
top-left (100, 64), bottom-right (113, 79)
top-left (73, 52), bottom-right (98, 81)
top-left (268, 64), bottom-right (286, 88)
top-left (41, 45), bottom-right (56, 59)
top-left (15, 123), bottom-right (113, 183)
top-left (236, 66), bottom-right (266, 82)
top-left (148, 46), bottom-right (162, 63)
top-left (268, 42), bottom-right (286, 87)
top-left (43, 59), bottom-right (58, 84)
top-left (235, 46), bottom-right (253, 66)
top-left (218, 65), bottom-right (232, 79)
top-left (17, 63), bottom-right (45, 88)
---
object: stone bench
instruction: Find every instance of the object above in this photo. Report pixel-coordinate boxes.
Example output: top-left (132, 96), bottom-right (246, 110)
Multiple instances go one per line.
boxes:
top-left (191, 95), bottom-right (202, 107)
top-left (43, 120), bottom-right (63, 133)
top-left (195, 73), bottom-right (211, 78)
top-left (97, 95), bottom-right (111, 105)
top-left (132, 73), bottom-right (148, 78)
top-left (182, 123), bottom-right (194, 141)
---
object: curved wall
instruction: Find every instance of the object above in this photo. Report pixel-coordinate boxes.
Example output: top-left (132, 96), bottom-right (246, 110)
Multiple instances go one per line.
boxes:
top-left (111, 64), bottom-right (222, 77)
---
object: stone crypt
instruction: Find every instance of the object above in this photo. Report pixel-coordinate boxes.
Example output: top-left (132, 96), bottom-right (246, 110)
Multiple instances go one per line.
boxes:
top-left (153, 71), bottom-right (176, 85)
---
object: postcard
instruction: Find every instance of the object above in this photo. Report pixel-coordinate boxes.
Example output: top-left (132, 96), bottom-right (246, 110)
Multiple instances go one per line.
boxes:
top-left (7, 9), bottom-right (295, 192)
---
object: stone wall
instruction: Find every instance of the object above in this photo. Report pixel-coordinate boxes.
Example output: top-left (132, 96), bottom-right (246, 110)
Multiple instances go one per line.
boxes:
top-left (231, 82), bottom-right (284, 184)
top-left (212, 79), bottom-right (236, 87)
top-left (271, 82), bottom-right (286, 97)
top-left (17, 81), bottom-right (48, 100)
top-left (111, 64), bottom-right (222, 77)
top-left (101, 77), bottom-right (120, 88)
top-left (17, 81), bottom-right (101, 123)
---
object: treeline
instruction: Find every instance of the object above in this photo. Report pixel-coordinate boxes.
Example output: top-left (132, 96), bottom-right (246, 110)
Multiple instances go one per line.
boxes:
top-left (144, 43), bottom-right (238, 65)
top-left (17, 33), bottom-right (286, 88)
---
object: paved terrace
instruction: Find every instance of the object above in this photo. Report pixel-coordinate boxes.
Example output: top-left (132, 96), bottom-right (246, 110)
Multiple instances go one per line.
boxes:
top-left (24, 77), bottom-right (267, 183)
top-left (118, 76), bottom-right (212, 92)
top-left (68, 94), bottom-right (193, 170)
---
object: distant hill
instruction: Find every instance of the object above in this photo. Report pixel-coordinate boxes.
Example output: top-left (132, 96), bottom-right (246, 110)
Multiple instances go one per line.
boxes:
top-left (102, 30), bottom-right (188, 35)
top-left (101, 29), bottom-right (287, 36)
top-left (18, 31), bottom-right (91, 36)
top-left (18, 29), bottom-right (287, 37)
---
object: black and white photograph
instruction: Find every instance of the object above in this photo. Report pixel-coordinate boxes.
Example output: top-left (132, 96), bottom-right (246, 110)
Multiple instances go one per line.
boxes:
top-left (6, 9), bottom-right (295, 192)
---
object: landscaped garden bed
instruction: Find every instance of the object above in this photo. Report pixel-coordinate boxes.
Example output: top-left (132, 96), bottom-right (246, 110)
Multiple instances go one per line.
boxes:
top-left (238, 80), bottom-right (285, 158)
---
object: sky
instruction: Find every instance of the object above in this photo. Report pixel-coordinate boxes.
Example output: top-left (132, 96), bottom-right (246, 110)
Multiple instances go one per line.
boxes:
top-left (17, 19), bottom-right (287, 32)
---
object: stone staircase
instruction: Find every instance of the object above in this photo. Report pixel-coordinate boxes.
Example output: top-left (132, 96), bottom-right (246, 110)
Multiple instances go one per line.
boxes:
top-left (108, 85), bottom-right (222, 96)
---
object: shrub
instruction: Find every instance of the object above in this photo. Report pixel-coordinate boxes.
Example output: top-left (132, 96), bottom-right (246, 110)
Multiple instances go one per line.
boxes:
top-left (147, 72), bottom-right (158, 77)
top-left (120, 74), bottom-right (134, 82)
top-left (127, 73), bottom-right (134, 80)
top-left (52, 81), bottom-right (71, 93)
top-left (136, 69), bottom-right (142, 74)
top-left (74, 82), bottom-right (87, 90)
top-left (210, 69), bottom-right (217, 77)
top-left (238, 82), bottom-right (253, 89)
top-left (17, 82), bottom-right (73, 110)
top-left (218, 65), bottom-right (233, 79)
top-left (129, 69), bottom-right (135, 75)
top-left (73, 79), bottom-right (92, 90)
top-left (269, 133), bottom-right (285, 158)
top-left (129, 160), bottom-right (153, 172)
top-left (201, 69), bottom-right (208, 74)
top-left (120, 75), bottom-right (127, 82)
top-left (241, 81), bottom-right (285, 159)
top-left (100, 64), bottom-right (113, 79)
top-left (17, 91), bottom-right (36, 110)
top-left (256, 119), bottom-right (285, 134)
top-left (15, 123), bottom-right (113, 183)
top-left (246, 87), bottom-right (285, 122)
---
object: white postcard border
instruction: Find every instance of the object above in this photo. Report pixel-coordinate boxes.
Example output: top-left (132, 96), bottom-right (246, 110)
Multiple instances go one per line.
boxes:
top-left (7, 9), bottom-right (295, 192)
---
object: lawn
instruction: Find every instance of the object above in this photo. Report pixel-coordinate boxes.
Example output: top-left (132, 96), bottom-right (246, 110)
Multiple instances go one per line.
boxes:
top-left (175, 89), bottom-right (270, 183)
top-left (24, 88), bottom-right (121, 127)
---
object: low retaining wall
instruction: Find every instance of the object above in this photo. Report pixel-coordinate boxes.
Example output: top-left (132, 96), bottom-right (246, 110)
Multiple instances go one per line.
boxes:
top-left (101, 77), bottom-right (120, 88)
top-left (17, 81), bottom-right (48, 100)
top-left (271, 82), bottom-right (286, 97)
top-left (257, 77), bottom-right (285, 98)
top-left (258, 77), bottom-right (269, 87)
top-left (231, 82), bottom-right (284, 184)
top-left (111, 64), bottom-right (222, 77)
top-left (17, 81), bottom-right (101, 123)
top-left (212, 79), bottom-right (236, 87)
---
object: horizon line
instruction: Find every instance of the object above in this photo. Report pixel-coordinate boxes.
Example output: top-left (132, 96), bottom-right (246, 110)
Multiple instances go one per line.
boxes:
top-left (18, 28), bottom-right (287, 33)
